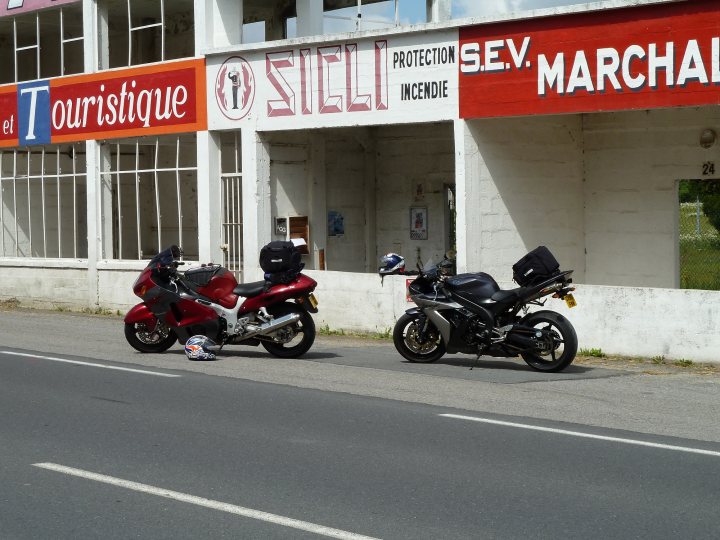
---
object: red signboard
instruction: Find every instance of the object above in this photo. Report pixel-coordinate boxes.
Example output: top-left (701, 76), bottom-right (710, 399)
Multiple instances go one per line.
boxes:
top-left (459, 0), bottom-right (720, 118)
top-left (0, 0), bottom-right (79, 18)
top-left (0, 58), bottom-right (206, 148)
top-left (0, 87), bottom-right (17, 144)
top-left (51, 60), bottom-right (206, 142)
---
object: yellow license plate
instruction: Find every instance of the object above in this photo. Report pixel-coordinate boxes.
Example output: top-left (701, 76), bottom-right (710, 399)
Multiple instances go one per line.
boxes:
top-left (564, 293), bottom-right (577, 308)
top-left (308, 293), bottom-right (318, 309)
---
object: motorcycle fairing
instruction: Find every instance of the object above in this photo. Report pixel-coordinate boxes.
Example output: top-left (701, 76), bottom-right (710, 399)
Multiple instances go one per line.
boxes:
top-left (124, 303), bottom-right (156, 325)
top-left (443, 272), bottom-right (515, 313)
top-left (240, 274), bottom-right (318, 314)
top-left (193, 268), bottom-right (239, 309)
top-left (445, 272), bottom-right (500, 300)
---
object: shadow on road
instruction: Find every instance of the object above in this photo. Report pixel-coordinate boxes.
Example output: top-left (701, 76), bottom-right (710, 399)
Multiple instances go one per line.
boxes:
top-left (403, 355), bottom-right (595, 374)
top-left (164, 349), bottom-right (342, 360)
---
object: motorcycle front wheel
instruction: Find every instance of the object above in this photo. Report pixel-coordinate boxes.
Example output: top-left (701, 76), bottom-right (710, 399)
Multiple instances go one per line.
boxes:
top-left (520, 311), bottom-right (578, 372)
top-left (261, 302), bottom-right (316, 358)
top-left (393, 313), bottom-right (446, 363)
top-left (124, 320), bottom-right (176, 353)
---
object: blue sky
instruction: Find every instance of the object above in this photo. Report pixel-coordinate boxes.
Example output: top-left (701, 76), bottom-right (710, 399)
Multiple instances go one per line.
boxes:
top-left (325, 0), bottom-right (591, 29)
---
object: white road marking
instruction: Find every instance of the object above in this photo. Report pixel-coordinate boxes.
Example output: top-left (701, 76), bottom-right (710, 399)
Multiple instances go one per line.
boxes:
top-left (440, 413), bottom-right (720, 457)
top-left (33, 463), bottom-right (380, 540)
top-left (1, 351), bottom-right (180, 378)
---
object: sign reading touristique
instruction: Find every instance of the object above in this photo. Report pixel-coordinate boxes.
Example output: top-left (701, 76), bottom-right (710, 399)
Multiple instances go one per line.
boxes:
top-left (0, 59), bottom-right (206, 147)
top-left (459, 0), bottom-right (720, 118)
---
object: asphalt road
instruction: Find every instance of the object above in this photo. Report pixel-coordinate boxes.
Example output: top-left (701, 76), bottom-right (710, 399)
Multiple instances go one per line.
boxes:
top-left (1, 344), bottom-right (720, 539)
top-left (0, 309), bottom-right (718, 443)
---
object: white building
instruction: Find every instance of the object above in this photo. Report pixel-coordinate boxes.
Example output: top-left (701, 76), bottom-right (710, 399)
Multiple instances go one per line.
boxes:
top-left (1, 0), bottom-right (719, 361)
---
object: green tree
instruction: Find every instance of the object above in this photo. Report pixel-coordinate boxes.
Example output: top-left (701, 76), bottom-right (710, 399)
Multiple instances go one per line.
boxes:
top-left (680, 180), bottom-right (720, 231)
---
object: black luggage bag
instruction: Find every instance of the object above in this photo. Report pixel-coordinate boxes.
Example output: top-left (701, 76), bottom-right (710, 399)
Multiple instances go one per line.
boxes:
top-left (512, 246), bottom-right (560, 286)
top-left (259, 241), bottom-right (303, 284)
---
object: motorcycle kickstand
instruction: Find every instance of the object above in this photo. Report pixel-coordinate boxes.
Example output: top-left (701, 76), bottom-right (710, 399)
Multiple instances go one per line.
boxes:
top-left (470, 345), bottom-right (488, 370)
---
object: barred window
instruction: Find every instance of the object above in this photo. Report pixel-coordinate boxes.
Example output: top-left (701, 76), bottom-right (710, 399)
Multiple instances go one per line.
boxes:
top-left (220, 131), bottom-right (243, 277)
top-left (101, 0), bottom-right (194, 69)
top-left (104, 134), bottom-right (198, 260)
top-left (0, 3), bottom-right (84, 83)
top-left (0, 144), bottom-right (87, 258)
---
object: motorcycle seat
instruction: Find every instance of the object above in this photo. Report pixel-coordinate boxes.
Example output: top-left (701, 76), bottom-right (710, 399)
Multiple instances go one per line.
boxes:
top-left (490, 287), bottom-right (527, 303)
top-left (233, 281), bottom-right (266, 297)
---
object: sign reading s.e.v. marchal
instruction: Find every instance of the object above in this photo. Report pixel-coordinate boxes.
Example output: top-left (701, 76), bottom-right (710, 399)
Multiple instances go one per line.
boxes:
top-left (459, 0), bottom-right (720, 118)
top-left (207, 30), bottom-right (458, 130)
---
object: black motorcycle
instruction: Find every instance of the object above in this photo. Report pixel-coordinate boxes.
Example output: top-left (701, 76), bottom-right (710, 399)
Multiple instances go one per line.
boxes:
top-left (388, 247), bottom-right (578, 372)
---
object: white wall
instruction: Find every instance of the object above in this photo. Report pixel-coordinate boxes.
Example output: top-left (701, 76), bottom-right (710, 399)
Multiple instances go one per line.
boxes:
top-left (463, 115), bottom-right (585, 284)
top-left (306, 270), bottom-right (720, 363)
top-left (375, 122), bottom-right (455, 269)
top-left (325, 131), bottom-right (367, 272)
top-left (0, 262), bottom-right (88, 308)
top-left (265, 122), bottom-right (455, 273)
top-left (583, 107), bottom-right (720, 287)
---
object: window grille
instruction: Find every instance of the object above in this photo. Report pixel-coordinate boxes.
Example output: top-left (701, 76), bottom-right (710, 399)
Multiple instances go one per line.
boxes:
top-left (0, 145), bottom-right (87, 258)
top-left (220, 132), bottom-right (243, 278)
top-left (127, 0), bottom-right (164, 66)
top-left (104, 135), bottom-right (198, 261)
top-left (102, 0), bottom-right (194, 68)
top-left (0, 4), bottom-right (84, 83)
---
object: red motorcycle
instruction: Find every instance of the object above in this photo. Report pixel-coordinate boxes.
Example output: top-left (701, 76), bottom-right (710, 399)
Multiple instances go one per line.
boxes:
top-left (124, 244), bottom-right (319, 358)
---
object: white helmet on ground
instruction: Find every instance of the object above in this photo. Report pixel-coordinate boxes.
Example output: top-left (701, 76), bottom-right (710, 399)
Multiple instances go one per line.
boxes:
top-left (184, 335), bottom-right (218, 361)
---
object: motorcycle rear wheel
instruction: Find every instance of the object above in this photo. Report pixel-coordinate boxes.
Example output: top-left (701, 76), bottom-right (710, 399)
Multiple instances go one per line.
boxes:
top-left (520, 311), bottom-right (577, 372)
top-left (393, 313), bottom-right (446, 363)
top-left (124, 320), bottom-right (176, 353)
top-left (261, 303), bottom-right (316, 358)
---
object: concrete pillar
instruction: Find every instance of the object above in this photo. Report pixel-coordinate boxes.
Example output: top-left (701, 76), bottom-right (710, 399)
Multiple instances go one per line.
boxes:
top-left (195, 0), bottom-right (243, 50)
top-left (426, 0), bottom-right (451, 23)
top-left (196, 131), bottom-right (224, 264)
top-left (84, 140), bottom-right (101, 307)
top-left (83, 0), bottom-right (99, 306)
top-left (97, 0), bottom-right (109, 70)
top-left (98, 145), bottom-right (113, 259)
top-left (242, 128), bottom-right (272, 281)
top-left (453, 119), bottom-right (483, 273)
top-left (308, 133), bottom-right (326, 270)
top-left (296, 0), bottom-right (323, 37)
top-left (363, 137), bottom-right (377, 272)
top-left (82, 0), bottom-right (97, 72)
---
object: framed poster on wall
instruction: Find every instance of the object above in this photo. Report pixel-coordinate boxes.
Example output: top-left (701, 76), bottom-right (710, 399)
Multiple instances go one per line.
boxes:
top-left (410, 206), bottom-right (427, 240)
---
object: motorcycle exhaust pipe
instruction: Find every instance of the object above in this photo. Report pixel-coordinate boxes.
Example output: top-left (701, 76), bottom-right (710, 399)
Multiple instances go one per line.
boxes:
top-left (243, 312), bottom-right (301, 339)
top-left (505, 331), bottom-right (541, 350)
